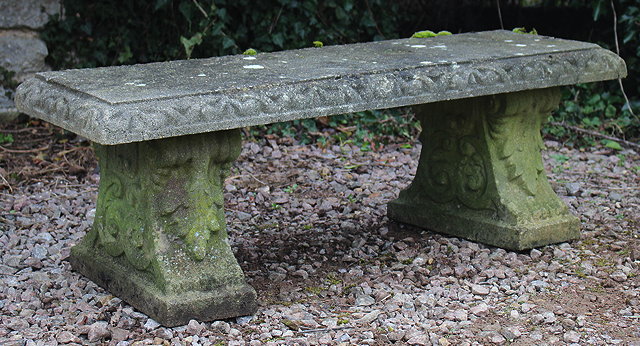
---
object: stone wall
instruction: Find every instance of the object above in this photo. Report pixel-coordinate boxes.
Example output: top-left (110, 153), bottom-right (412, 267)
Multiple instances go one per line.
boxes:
top-left (0, 0), bottom-right (60, 121)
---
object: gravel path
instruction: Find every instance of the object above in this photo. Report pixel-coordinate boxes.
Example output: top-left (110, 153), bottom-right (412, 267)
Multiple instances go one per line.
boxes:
top-left (1, 136), bottom-right (639, 345)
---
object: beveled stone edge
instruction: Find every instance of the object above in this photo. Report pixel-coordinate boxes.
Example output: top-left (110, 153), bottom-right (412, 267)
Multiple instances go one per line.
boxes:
top-left (16, 47), bottom-right (626, 145)
top-left (69, 241), bottom-right (258, 327)
top-left (387, 200), bottom-right (581, 250)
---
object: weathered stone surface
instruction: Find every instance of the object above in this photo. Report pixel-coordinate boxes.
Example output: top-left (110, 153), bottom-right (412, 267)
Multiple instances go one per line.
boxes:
top-left (0, 0), bottom-right (61, 29)
top-left (0, 86), bottom-right (19, 122)
top-left (387, 88), bottom-right (580, 250)
top-left (15, 30), bottom-right (626, 145)
top-left (0, 30), bottom-right (48, 81)
top-left (70, 129), bottom-right (257, 326)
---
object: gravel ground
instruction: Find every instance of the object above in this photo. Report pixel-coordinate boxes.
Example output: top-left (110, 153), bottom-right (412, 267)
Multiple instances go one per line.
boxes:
top-left (1, 133), bottom-right (639, 345)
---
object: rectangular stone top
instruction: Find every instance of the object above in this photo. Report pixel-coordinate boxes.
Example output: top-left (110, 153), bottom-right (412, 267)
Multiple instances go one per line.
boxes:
top-left (16, 30), bottom-right (626, 144)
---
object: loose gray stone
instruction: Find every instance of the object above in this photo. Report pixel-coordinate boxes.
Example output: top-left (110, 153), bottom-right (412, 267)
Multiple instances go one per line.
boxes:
top-left (530, 249), bottom-right (542, 260)
top-left (610, 271), bottom-right (627, 282)
top-left (31, 244), bottom-right (47, 259)
top-left (500, 327), bottom-right (520, 340)
top-left (16, 31), bottom-right (626, 145)
top-left (470, 303), bottom-right (489, 316)
top-left (87, 321), bottom-right (110, 342)
top-left (542, 311), bottom-right (557, 324)
top-left (564, 330), bottom-right (581, 343)
top-left (56, 331), bottom-right (79, 343)
top-left (110, 327), bottom-right (129, 342)
top-left (0, 0), bottom-right (61, 29)
top-left (609, 192), bottom-right (623, 202)
top-left (0, 86), bottom-right (19, 123)
top-left (210, 321), bottom-right (231, 334)
top-left (470, 284), bottom-right (490, 295)
top-left (489, 333), bottom-right (506, 344)
top-left (565, 183), bottom-right (582, 196)
top-left (0, 264), bottom-right (17, 275)
top-left (520, 303), bottom-right (535, 313)
top-left (155, 328), bottom-right (174, 339)
top-left (357, 310), bottom-right (381, 324)
top-left (406, 334), bottom-right (429, 345)
top-left (0, 31), bottom-right (48, 81)
top-left (236, 211), bottom-right (252, 221)
top-left (143, 318), bottom-right (160, 331)
top-left (236, 315), bottom-right (254, 325)
top-left (531, 314), bottom-right (545, 324)
top-left (186, 319), bottom-right (204, 335)
top-left (355, 294), bottom-right (375, 306)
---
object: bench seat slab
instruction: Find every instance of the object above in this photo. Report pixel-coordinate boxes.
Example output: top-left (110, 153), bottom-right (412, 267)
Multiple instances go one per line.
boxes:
top-left (69, 129), bottom-right (256, 326)
top-left (388, 88), bottom-right (580, 250)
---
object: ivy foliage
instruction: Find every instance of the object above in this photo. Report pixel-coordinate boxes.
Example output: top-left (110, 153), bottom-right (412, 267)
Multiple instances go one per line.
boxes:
top-left (42, 0), bottom-right (401, 69)
top-left (546, 0), bottom-right (640, 145)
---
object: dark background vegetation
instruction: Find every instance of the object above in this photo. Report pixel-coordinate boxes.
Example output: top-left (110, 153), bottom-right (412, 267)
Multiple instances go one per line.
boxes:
top-left (38, 0), bottom-right (639, 148)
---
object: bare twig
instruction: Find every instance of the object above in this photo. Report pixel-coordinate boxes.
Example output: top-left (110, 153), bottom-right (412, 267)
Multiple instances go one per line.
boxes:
top-left (191, 0), bottom-right (208, 18)
top-left (496, 0), bottom-right (504, 29)
top-left (269, 5), bottom-right (285, 34)
top-left (1, 127), bottom-right (47, 133)
top-left (0, 171), bottom-right (12, 193)
top-left (364, 0), bottom-right (385, 39)
top-left (550, 121), bottom-right (640, 150)
top-left (610, 0), bottom-right (637, 120)
top-left (297, 326), bottom-right (354, 334)
top-left (0, 145), bottom-right (49, 153)
top-left (226, 173), bottom-right (267, 186)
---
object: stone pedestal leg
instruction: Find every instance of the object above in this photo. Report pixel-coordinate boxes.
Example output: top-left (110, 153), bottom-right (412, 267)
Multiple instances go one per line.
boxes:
top-left (388, 88), bottom-right (580, 250)
top-left (70, 129), bottom-right (256, 326)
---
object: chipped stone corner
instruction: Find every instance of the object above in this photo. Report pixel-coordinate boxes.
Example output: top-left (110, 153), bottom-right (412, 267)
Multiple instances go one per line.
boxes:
top-left (0, 0), bottom-right (60, 123)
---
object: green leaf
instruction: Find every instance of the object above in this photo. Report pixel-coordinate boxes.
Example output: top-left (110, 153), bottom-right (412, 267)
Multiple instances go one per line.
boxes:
top-left (117, 46), bottom-right (133, 63)
top-left (178, 1), bottom-right (193, 21)
top-left (222, 36), bottom-right (235, 50)
top-left (593, 0), bottom-right (602, 21)
top-left (154, 0), bottom-right (171, 11)
top-left (180, 33), bottom-right (203, 59)
top-left (272, 33), bottom-right (284, 48)
top-left (605, 104), bottom-right (617, 118)
top-left (602, 140), bottom-right (622, 150)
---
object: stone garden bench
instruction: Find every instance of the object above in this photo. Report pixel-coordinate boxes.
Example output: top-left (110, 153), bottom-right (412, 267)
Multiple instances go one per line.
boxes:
top-left (15, 30), bottom-right (626, 326)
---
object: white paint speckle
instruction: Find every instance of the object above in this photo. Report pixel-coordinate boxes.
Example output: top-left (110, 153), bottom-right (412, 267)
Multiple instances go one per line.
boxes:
top-left (534, 39), bottom-right (541, 42)
top-left (243, 65), bottom-right (265, 69)
top-left (279, 76), bottom-right (286, 79)
top-left (515, 53), bottom-right (525, 56)
top-left (124, 82), bottom-right (135, 85)
top-left (197, 73), bottom-right (206, 77)
top-left (136, 83), bottom-right (146, 87)
top-left (515, 44), bottom-right (527, 47)
top-left (243, 56), bottom-right (256, 60)
top-left (410, 44), bottom-right (427, 48)
top-left (547, 44), bottom-right (557, 47)
top-left (438, 60), bottom-right (448, 63)
top-left (431, 45), bottom-right (447, 49)
top-left (504, 39), bottom-right (514, 42)
top-left (342, 58), bottom-right (348, 61)
top-left (280, 61), bottom-right (288, 64)
top-left (392, 42), bottom-right (400, 45)
top-left (420, 61), bottom-right (434, 65)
